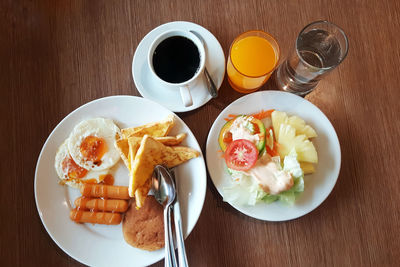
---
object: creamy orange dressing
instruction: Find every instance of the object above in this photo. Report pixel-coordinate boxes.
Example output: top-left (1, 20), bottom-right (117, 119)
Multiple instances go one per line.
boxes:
top-left (229, 116), bottom-right (259, 144)
top-left (246, 154), bottom-right (293, 195)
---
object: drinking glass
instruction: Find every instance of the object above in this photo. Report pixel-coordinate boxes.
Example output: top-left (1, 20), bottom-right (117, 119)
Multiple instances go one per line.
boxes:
top-left (227, 30), bottom-right (280, 93)
top-left (275, 21), bottom-right (348, 95)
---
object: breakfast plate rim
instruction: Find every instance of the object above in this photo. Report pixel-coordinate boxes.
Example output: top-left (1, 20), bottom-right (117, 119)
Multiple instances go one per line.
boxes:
top-left (34, 95), bottom-right (207, 266)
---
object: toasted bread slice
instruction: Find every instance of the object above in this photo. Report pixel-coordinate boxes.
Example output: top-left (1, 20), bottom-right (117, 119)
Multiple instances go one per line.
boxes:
top-left (128, 135), bottom-right (200, 203)
top-left (152, 133), bottom-right (186, 146)
top-left (127, 136), bottom-right (142, 171)
top-left (115, 138), bottom-right (130, 169)
top-left (135, 178), bottom-right (152, 208)
top-left (116, 133), bottom-right (187, 170)
top-left (161, 146), bottom-right (200, 168)
top-left (121, 114), bottom-right (174, 139)
top-left (129, 135), bottom-right (164, 197)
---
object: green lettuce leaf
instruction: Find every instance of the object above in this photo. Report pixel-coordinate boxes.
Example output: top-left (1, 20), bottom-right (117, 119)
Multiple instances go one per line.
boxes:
top-left (223, 151), bottom-right (305, 206)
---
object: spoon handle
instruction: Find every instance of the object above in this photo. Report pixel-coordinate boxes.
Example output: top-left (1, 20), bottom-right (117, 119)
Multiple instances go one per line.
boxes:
top-left (164, 206), bottom-right (177, 267)
top-left (204, 68), bottom-right (218, 98)
top-left (189, 30), bottom-right (218, 99)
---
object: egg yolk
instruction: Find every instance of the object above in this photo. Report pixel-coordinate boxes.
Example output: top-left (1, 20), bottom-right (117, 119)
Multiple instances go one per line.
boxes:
top-left (62, 155), bottom-right (88, 179)
top-left (80, 136), bottom-right (108, 166)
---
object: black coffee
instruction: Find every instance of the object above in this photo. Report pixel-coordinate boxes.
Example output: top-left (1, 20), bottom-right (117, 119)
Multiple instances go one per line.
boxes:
top-left (152, 36), bottom-right (200, 83)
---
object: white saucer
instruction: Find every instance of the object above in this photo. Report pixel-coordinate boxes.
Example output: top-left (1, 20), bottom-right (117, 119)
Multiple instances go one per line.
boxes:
top-left (132, 21), bottom-right (226, 112)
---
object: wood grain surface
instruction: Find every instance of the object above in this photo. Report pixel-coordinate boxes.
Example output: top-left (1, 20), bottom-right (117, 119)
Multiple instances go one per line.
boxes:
top-left (1, 0), bottom-right (400, 266)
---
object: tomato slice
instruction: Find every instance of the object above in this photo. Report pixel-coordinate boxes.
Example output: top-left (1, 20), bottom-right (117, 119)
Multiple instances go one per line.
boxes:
top-left (224, 139), bottom-right (258, 171)
top-left (218, 116), bottom-right (266, 154)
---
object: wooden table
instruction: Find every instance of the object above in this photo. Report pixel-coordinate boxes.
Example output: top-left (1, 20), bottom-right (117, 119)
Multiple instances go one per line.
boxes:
top-left (2, 0), bottom-right (399, 266)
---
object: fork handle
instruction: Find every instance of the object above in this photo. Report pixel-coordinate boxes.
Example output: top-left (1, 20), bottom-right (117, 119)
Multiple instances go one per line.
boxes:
top-left (174, 202), bottom-right (188, 267)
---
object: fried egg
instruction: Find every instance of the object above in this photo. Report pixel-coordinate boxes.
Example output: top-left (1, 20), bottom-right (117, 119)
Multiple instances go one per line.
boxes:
top-left (68, 118), bottom-right (121, 171)
top-left (54, 139), bottom-right (108, 188)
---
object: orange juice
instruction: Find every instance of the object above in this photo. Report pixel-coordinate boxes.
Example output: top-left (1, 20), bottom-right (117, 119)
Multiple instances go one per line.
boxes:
top-left (227, 31), bottom-right (279, 93)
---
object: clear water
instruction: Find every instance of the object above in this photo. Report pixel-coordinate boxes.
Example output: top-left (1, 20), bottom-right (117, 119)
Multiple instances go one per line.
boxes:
top-left (276, 29), bottom-right (343, 95)
top-left (297, 29), bottom-right (342, 68)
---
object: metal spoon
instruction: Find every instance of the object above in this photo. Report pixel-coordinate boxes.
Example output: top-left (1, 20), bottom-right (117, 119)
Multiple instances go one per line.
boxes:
top-left (190, 30), bottom-right (218, 98)
top-left (152, 165), bottom-right (177, 267)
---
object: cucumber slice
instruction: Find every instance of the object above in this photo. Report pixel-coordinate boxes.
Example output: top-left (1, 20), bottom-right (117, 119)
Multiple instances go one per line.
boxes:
top-left (218, 116), bottom-right (266, 154)
top-left (218, 119), bottom-right (234, 152)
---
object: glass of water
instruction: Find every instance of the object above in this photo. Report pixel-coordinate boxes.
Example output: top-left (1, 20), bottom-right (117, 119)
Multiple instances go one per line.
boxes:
top-left (275, 20), bottom-right (348, 95)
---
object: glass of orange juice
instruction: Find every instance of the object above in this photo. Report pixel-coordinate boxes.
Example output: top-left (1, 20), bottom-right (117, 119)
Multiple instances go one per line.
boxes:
top-left (227, 30), bottom-right (280, 93)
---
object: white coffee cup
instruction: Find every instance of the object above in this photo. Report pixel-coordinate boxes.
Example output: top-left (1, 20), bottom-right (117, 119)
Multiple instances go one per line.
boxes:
top-left (148, 30), bottom-right (206, 107)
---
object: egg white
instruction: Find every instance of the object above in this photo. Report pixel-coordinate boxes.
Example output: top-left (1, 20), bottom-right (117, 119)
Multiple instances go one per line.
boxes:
top-left (67, 118), bottom-right (121, 171)
top-left (54, 138), bottom-right (108, 188)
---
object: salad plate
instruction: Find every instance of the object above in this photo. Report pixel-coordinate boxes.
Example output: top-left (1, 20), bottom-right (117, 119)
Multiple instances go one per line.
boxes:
top-left (205, 91), bottom-right (341, 221)
top-left (34, 95), bottom-right (207, 266)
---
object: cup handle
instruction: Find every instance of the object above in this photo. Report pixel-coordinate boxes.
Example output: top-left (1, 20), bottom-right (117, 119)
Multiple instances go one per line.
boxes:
top-left (180, 86), bottom-right (193, 107)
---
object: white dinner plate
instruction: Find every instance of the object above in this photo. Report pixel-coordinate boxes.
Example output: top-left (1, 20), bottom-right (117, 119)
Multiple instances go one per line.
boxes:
top-left (34, 96), bottom-right (207, 266)
top-left (206, 91), bottom-right (341, 221)
top-left (132, 21), bottom-right (225, 112)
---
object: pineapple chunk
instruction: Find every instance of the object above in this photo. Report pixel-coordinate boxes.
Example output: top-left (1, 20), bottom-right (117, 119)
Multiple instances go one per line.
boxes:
top-left (277, 124), bottom-right (318, 163)
top-left (277, 124), bottom-right (296, 157)
top-left (293, 135), bottom-right (318, 163)
top-left (271, 111), bottom-right (288, 138)
top-left (287, 115), bottom-right (317, 138)
top-left (272, 111), bottom-right (317, 139)
top-left (300, 162), bottom-right (315, 174)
